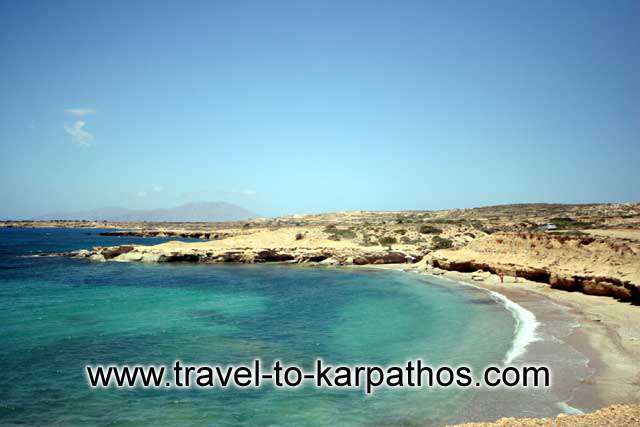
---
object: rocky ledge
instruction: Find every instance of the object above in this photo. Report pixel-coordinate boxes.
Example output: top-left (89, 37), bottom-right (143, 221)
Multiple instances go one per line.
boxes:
top-left (425, 231), bottom-right (640, 305)
top-left (56, 245), bottom-right (424, 266)
top-left (429, 257), bottom-right (640, 304)
top-left (50, 230), bottom-right (640, 305)
top-left (98, 230), bottom-right (232, 240)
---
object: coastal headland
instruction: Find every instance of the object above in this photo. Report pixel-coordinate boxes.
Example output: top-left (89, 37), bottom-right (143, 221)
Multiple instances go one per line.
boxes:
top-left (5, 202), bottom-right (640, 425)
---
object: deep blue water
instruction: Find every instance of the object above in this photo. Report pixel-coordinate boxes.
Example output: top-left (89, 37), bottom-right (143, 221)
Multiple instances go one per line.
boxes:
top-left (0, 228), bottom-right (518, 426)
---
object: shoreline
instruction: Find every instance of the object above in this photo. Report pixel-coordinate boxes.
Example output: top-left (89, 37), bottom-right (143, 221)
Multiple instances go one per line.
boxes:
top-left (371, 263), bottom-right (640, 416)
top-left (56, 238), bottom-right (640, 417)
top-left (13, 218), bottom-right (640, 424)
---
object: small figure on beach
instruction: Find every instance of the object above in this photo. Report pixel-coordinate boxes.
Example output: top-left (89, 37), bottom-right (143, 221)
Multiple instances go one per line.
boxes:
top-left (499, 272), bottom-right (504, 283)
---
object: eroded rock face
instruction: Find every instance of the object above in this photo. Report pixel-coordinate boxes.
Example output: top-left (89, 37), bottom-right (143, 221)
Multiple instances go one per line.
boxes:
top-left (382, 252), bottom-right (409, 264)
top-left (431, 255), bottom-right (640, 304)
top-left (298, 253), bottom-right (329, 263)
top-left (432, 259), bottom-right (551, 284)
top-left (101, 246), bottom-right (135, 260)
top-left (254, 250), bottom-right (295, 263)
top-left (158, 253), bottom-right (200, 263)
top-left (549, 275), bottom-right (578, 291)
top-left (58, 245), bottom-right (424, 269)
top-left (515, 268), bottom-right (551, 284)
top-left (550, 274), bottom-right (636, 303)
top-left (352, 256), bottom-right (369, 265)
top-left (99, 230), bottom-right (226, 240)
top-left (433, 260), bottom-right (496, 275)
top-left (54, 241), bottom-right (640, 305)
top-left (354, 251), bottom-right (422, 265)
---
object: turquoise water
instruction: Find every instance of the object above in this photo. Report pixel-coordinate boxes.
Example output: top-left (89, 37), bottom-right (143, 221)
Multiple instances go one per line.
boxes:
top-left (0, 228), bottom-right (518, 426)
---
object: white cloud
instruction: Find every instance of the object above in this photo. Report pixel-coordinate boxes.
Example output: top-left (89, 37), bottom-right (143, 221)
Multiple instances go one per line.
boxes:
top-left (152, 185), bottom-right (164, 192)
top-left (64, 121), bottom-right (94, 146)
top-left (64, 108), bottom-right (96, 116)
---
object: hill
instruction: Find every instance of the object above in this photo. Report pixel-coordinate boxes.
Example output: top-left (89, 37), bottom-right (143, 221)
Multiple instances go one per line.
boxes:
top-left (34, 202), bottom-right (257, 222)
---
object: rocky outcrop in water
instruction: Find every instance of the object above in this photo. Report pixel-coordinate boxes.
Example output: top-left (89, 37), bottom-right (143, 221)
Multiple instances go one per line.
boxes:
top-left (62, 245), bottom-right (423, 267)
top-left (98, 230), bottom-right (229, 240)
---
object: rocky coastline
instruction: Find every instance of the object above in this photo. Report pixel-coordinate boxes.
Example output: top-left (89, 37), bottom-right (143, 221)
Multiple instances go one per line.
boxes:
top-left (54, 244), bottom-right (423, 266)
top-left (16, 202), bottom-right (640, 426)
top-left (98, 230), bottom-right (232, 240)
top-left (50, 233), bottom-right (640, 305)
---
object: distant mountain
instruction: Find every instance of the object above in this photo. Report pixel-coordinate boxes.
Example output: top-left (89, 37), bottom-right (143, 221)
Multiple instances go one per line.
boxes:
top-left (34, 202), bottom-right (258, 222)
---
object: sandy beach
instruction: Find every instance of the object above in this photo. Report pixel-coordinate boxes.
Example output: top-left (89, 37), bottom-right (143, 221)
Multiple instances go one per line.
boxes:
top-left (369, 263), bottom-right (640, 424)
top-left (13, 203), bottom-right (640, 424)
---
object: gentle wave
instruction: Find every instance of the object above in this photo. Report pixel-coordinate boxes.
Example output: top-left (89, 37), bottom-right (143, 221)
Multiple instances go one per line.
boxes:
top-left (484, 289), bottom-right (540, 364)
top-left (556, 401), bottom-right (584, 415)
top-left (412, 271), bottom-right (540, 365)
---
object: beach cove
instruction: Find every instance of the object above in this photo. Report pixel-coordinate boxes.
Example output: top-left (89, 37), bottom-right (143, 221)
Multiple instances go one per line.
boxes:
top-left (0, 227), bottom-right (559, 426)
top-left (373, 264), bottom-right (640, 425)
top-left (4, 203), bottom-right (640, 425)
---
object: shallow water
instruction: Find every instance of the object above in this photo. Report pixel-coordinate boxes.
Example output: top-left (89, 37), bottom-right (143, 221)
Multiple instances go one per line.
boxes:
top-left (0, 228), bottom-right (580, 426)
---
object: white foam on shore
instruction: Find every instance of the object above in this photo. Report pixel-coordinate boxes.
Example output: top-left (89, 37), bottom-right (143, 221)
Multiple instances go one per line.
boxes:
top-left (485, 288), bottom-right (541, 364)
top-left (368, 267), bottom-right (588, 415)
top-left (411, 271), bottom-right (540, 365)
top-left (557, 401), bottom-right (584, 415)
top-left (399, 269), bottom-right (595, 416)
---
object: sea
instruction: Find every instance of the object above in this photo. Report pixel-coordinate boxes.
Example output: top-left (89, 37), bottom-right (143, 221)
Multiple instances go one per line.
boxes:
top-left (0, 227), bottom-right (592, 426)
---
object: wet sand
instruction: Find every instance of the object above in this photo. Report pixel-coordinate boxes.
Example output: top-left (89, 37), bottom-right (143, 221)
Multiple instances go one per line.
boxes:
top-left (370, 264), bottom-right (640, 420)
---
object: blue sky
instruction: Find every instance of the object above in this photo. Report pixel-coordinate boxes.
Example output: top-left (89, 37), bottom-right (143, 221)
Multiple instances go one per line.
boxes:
top-left (1, 0), bottom-right (639, 218)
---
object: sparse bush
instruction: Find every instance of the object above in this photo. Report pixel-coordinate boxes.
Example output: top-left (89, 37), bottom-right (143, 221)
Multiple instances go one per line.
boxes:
top-left (400, 236), bottom-right (420, 244)
top-left (332, 229), bottom-right (357, 239)
top-left (379, 236), bottom-right (397, 250)
top-left (419, 225), bottom-right (442, 234)
top-left (361, 234), bottom-right (378, 246)
top-left (432, 236), bottom-right (453, 250)
top-left (550, 217), bottom-right (593, 229)
top-left (396, 229), bottom-right (407, 235)
top-left (324, 226), bottom-right (356, 240)
top-left (429, 219), bottom-right (466, 225)
top-left (295, 232), bottom-right (304, 241)
top-left (479, 227), bottom-right (498, 234)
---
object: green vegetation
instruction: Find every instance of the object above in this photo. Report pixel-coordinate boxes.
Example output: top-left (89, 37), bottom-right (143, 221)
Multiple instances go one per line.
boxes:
top-left (419, 225), bottom-right (442, 234)
top-left (334, 229), bottom-right (357, 239)
top-left (361, 235), bottom-right (378, 246)
top-left (400, 236), bottom-right (420, 244)
top-left (324, 225), bottom-right (357, 240)
top-left (379, 236), bottom-right (397, 250)
top-left (550, 217), bottom-right (593, 229)
top-left (432, 236), bottom-right (453, 250)
top-left (426, 218), bottom-right (466, 225)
